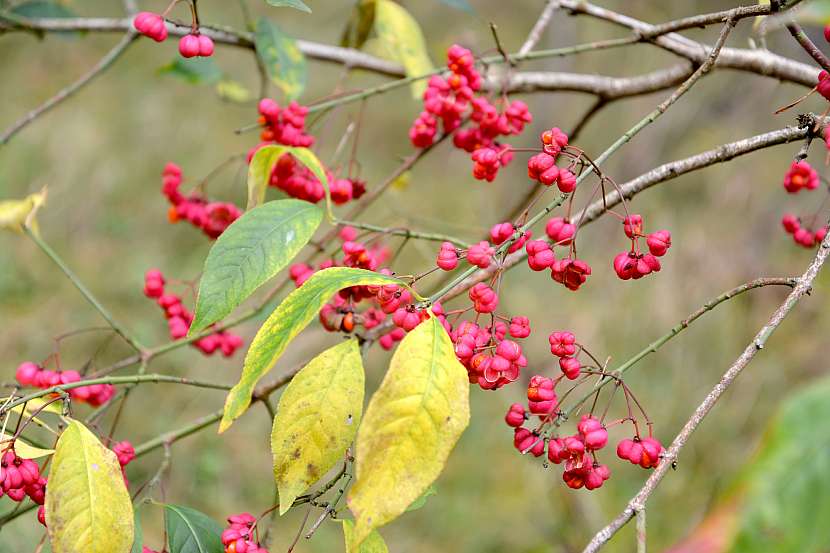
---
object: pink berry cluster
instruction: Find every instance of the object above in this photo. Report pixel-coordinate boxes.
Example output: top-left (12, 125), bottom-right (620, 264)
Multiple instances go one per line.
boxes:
top-left (782, 161), bottom-right (819, 194)
top-left (143, 269), bottom-right (244, 356)
top-left (408, 45), bottom-right (532, 182)
top-left (221, 512), bottom-right (270, 553)
top-left (133, 11), bottom-right (215, 59)
top-left (1, 448), bottom-right (47, 525)
top-left (162, 163), bottom-right (242, 240)
top-left (178, 33), bottom-right (214, 58)
top-left (503, 335), bottom-right (664, 490)
top-left (777, 160), bottom-right (828, 249)
top-left (781, 213), bottom-right (827, 248)
top-left (133, 12), bottom-right (167, 42)
top-left (526, 127), bottom-right (577, 193)
top-left (247, 100), bottom-right (366, 205)
top-left (15, 362), bottom-right (115, 406)
top-left (612, 214), bottom-right (671, 281)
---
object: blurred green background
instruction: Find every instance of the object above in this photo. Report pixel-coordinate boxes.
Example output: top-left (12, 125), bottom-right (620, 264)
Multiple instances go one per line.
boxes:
top-left (2, 1), bottom-right (830, 551)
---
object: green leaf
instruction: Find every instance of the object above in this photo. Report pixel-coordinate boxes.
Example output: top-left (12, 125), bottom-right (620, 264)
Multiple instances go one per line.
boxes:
top-left (189, 199), bottom-right (323, 335)
top-left (45, 420), bottom-right (134, 553)
top-left (220, 267), bottom-right (407, 432)
top-left (728, 377), bottom-right (830, 553)
top-left (405, 484), bottom-right (437, 512)
top-left (216, 80), bottom-right (252, 103)
top-left (342, 519), bottom-right (389, 553)
top-left (346, 317), bottom-right (470, 547)
top-left (340, 0), bottom-right (376, 49)
top-left (130, 510), bottom-right (143, 553)
top-left (437, 0), bottom-right (474, 12)
top-left (255, 17), bottom-right (307, 101)
top-left (159, 57), bottom-right (223, 85)
top-left (265, 0), bottom-right (312, 12)
top-left (246, 144), bottom-right (330, 213)
top-left (272, 339), bottom-right (364, 514)
top-left (164, 504), bottom-right (224, 553)
top-left (373, 0), bottom-right (433, 97)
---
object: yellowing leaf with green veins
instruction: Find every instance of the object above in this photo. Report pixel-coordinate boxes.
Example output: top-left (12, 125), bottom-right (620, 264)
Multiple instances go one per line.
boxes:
top-left (0, 188), bottom-right (46, 234)
top-left (347, 317), bottom-right (470, 548)
top-left (373, 0), bottom-right (433, 97)
top-left (342, 519), bottom-right (389, 553)
top-left (220, 267), bottom-right (408, 432)
top-left (255, 17), bottom-right (307, 101)
top-left (189, 199), bottom-right (322, 335)
top-left (46, 420), bottom-right (134, 553)
top-left (246, 145), bottom-right (330, 214)
top-left (0, 434), bottom-right (54, 459)
top-left (272, 339), bottom-right (364, 514)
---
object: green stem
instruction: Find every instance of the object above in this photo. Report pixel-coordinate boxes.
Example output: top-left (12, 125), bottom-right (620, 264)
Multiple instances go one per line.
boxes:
top-left (24, 227), bottom-right (146, 352)
top-left (2, 374), bottom-right (231, 415)
top-left (336, 219), bottom-right (470, 248)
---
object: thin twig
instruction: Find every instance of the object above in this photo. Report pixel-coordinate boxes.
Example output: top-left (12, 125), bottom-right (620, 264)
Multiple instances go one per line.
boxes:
top-left (518, 1), bottom-right (558, 56)
top-left (0, 31), bottom-right (138, 146)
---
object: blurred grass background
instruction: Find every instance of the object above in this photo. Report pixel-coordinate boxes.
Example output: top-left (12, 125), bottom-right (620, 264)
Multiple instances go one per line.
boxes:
top-left (2, 0), bottom-right (830, 551)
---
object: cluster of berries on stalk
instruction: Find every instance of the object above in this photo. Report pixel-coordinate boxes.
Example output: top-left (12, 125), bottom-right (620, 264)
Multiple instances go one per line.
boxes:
top-left (133, 10), bottom-right (214, 58)
top-left (143, 269), bottom-right (243, 356)
top-left (504, 329), bottom-right (663, 490)
top-left (526, 127), bottom-right (577, 193)
top-left (612, 214), bottom-right (671, 281)
top-left (15, 361), bottom-right (115, 406)
top-left (221, 512), bottom-right (270, 553)
top-left (247, 99), bottom-right (365, 205)
top-left (161, 163), bottom-right (242, 239)
top-left (778, 160), bottom-right (828, 248)
top-left (1, 448), bottom-right (47, 525)
top-left (408, 44), bottom-right (532, 182)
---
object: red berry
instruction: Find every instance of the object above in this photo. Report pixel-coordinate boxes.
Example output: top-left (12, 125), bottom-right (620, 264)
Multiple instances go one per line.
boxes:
top-left (466, 241), bottom-right (494, 269)
top-left (545, 217), bottom-right (575, 245)
top-left (559, 356), bottom-right (581, 379)
top-left (646, 230), bottom-right (671, 257)
top-left (504, 403), bottom-right (526, 427)
top-left (548, 331), bottom-right (576, 357)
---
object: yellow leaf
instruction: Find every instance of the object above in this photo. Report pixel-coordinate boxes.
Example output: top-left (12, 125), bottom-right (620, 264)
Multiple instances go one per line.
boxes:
top-left (0, 434), bottom-right (54, 459)
top-left (0, 188), bottom-right (46, 234)
top-left (347, 317), bottom-right (469, 547)
top-left (46, 420), bottom-right (134, 553)
top-left (373, 0), bottom-right (433, 98)
top-left (272, 339), bottom-right (365, 514)
top-left (342, 519), bottom-right (389, 553)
